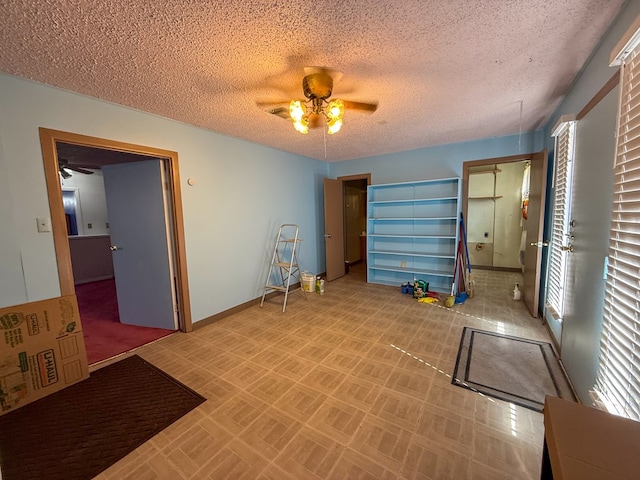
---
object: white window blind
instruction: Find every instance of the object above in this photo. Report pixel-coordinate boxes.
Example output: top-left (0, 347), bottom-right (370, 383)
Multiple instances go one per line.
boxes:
top-left (546, 119), bottom-right (576, 320)
top-left (595, 42), bottom-right (640, 420)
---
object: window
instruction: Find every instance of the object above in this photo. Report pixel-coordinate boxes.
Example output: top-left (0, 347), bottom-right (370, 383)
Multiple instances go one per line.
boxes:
top-left (546, 117), bottom-right (576, 321)
top-left (595, 24), bottom-right (640, 420)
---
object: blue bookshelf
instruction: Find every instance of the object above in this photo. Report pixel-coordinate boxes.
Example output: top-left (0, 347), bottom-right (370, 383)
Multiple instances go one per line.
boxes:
top-left (367, 178), bottom-right (461, 293)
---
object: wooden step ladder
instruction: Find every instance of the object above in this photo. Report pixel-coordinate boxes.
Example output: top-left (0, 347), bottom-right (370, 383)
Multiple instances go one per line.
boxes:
top-left (260, 224), bottom-right (307, 312)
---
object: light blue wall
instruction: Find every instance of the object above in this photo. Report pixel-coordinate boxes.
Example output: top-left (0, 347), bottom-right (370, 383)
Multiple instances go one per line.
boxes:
top-left (540, 0), bottom-right (640, 403)
top-left (329, 132), bottom-right (544, 183)
top-left (0, 73), bottom-right (328, 321)
top-left (0, 130), bottom-right (28, 306)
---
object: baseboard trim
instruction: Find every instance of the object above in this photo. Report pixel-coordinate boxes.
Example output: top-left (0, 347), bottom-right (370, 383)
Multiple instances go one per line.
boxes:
top-left (471, 266), bottom-right (521, 273)
top-left (193, 283), bottom-right (301, 330)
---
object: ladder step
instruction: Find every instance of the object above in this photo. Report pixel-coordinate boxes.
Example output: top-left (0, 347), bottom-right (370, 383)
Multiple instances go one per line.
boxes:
top-left (265, 285), bottom-right (288, 291)
top-left (266, 285), bottom-right (301, 292)
top-left (260, 224), bottom-right (307, 313)
top-left (273, 262), bottom-right (299, 268)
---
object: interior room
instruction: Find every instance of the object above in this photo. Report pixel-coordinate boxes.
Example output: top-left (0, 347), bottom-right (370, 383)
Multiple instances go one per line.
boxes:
top-left (55, 146), bottom-right (178, 364)
top-left (465, 162), bottom-right (528, 270)
top-left (1, 1), bottom-right (639, 479)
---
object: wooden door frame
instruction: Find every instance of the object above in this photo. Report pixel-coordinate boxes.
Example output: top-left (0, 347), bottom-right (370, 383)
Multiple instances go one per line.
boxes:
top-left (338, 173), bottom-right (371, 270)
top-left (337, 173), bottom-right (372, 184)
top-left (38, 128), bottom-right (192, 332)
top-left (323, 173), bottom-right (370, 280)
top-left (461, 152), bottom-right (535, 221)
top-left (462, 150), bottom-right (547, 317)
top-left (462, 152), bottom-right (535, 273)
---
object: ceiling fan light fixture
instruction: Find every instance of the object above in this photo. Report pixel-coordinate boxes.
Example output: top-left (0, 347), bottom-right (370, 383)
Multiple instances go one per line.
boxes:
top-left (262, 67), bottom-right (377, 137)
top-left (326, 99), bottom-right (344, 120)
top-left (289, 100), bottom-right (306, 122)
top-left (290, 100), bottom-right (310, 133)
top-left (327, 116), bottom-right (343, 135)
top-left (293, 115), bottom-right (310, 134)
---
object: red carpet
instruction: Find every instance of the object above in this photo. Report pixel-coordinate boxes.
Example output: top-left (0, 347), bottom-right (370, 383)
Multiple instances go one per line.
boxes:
top-left (76, 279), bottom-right (175, 364)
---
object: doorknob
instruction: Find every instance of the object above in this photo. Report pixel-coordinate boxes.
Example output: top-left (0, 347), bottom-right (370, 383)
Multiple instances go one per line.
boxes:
top-left (109, 245), bottom-right (121, 251)
top-left (324, 234), bottom-right (332, 239)
top-left (530, 241), bottom-right (549, 247)
top-left (561, 244), bottom-right (574, 252)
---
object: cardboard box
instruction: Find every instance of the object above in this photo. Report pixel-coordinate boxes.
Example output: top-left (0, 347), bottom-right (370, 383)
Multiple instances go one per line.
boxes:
top-left (0, 295), bottom-right (89, 416)
top-left (543, 395), bottom-right (640, 479)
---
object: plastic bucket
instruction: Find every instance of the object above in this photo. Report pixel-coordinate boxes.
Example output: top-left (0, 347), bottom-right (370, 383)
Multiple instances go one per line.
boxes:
top-left (301, 273), bottom-right (315, 292)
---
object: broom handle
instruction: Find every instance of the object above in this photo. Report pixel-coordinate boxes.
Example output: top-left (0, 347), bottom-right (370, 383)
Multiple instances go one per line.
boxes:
top-left (451, 245), bottom-right (459, 296)
top-left (460, 212), bottom-right (472, 274)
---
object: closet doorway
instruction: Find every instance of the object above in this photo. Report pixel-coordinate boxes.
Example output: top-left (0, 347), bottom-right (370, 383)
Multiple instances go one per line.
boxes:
top-left (465, 161), bottom-right (529, 270)
top-left (323, 173), bottom-right (370, 281)
top-left (343, 178), bottom-right (368, 274)
top-left (462, 151), bottom-right (548, 317)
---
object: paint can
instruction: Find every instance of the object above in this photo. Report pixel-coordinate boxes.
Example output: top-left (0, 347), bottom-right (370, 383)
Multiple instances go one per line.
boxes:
top-left (301, 272), bottom-right (315, 292)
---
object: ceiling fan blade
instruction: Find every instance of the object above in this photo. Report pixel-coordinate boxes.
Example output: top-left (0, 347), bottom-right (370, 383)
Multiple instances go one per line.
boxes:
top-left (266, 107), bottom-right (291, 120)
top-left (59, 158), bottom-right (100, 170)
top-left (342, 100), bottom-right (378, 112)
top-left (70, 163), bottom-right (101, 170)
top-left (256, 99), bottom-right (290, 107)
top-left (68, 166), bottom-right (95, 175)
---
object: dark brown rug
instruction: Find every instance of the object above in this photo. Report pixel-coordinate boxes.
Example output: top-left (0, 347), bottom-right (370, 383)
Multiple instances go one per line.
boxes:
top-left (0, 354), bottom-right (206, 480)
top-left (452, 327), bottom-right (575, 411)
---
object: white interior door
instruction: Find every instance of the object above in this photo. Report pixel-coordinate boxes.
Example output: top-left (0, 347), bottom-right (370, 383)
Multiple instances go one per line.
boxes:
top-left (102, 160), bottom-right (178, 329)
top-left (559, 84), bottom-right (618, 356)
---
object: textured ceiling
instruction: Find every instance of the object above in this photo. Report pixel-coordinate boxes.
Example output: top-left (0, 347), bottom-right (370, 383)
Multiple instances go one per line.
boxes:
top-left (0, 1), bottom-right (625, 162)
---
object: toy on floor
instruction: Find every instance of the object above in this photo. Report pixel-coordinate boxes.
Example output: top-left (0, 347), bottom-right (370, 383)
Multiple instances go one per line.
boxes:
top-left (400, 282), bottom-right (414, 295)
top-left (418, 297), bottom-right (439, 304)
top-left (413, 280), bottom-right (429, 299)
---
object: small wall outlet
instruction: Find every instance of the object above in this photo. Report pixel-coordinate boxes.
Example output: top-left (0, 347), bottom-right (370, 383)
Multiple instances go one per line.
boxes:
top-left (87, 223), bottom-right (93, 229)
top-left (36, 217), bottom-right (51, 232)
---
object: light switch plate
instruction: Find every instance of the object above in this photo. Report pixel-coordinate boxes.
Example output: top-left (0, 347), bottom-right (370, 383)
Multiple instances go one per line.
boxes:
top-left (36, 217), bottom-right (52, 232)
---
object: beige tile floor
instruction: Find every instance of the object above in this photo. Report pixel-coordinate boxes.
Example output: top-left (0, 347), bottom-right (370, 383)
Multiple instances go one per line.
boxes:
top-left (95, 266), bottom-right (552, 480)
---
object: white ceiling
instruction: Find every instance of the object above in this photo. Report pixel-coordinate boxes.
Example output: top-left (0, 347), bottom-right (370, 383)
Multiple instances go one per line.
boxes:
top-left (0, 1), bottom-right (625, 162)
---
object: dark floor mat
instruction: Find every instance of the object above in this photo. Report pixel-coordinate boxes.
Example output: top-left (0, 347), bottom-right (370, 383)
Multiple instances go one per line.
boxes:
top-left (0, 355), bottom-right (206, 480)
top-left (452, 327), bottom-right (575, 411)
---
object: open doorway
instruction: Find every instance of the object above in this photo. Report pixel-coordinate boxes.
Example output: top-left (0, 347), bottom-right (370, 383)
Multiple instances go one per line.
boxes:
top-left (463, 151), bottom-right (548, 317)
top-left (466, 161), bottom-right (529, 271)
top-left (39, 128), bottom-right (192, 365)
top-left (343, 178), bottom-right (368, 278)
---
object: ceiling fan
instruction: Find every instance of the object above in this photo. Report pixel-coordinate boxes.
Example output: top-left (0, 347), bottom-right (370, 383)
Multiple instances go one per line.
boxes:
top-left (58, 158), bottom-right (99, 178)
top-left (258, 67), bottom-right (378, 134)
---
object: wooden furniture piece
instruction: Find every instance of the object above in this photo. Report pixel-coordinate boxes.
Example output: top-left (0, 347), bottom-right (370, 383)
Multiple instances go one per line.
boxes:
top-left (366, 177), bottom-right (461, 292)
top-left (541, 395), bottom-right (640, 479)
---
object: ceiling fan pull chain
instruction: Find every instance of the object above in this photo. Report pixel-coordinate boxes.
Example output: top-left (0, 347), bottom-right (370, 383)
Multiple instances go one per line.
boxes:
top-left (323, 118), bottom-right (327, 158)
top-left (518, 99), bottom-right (523, 151)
